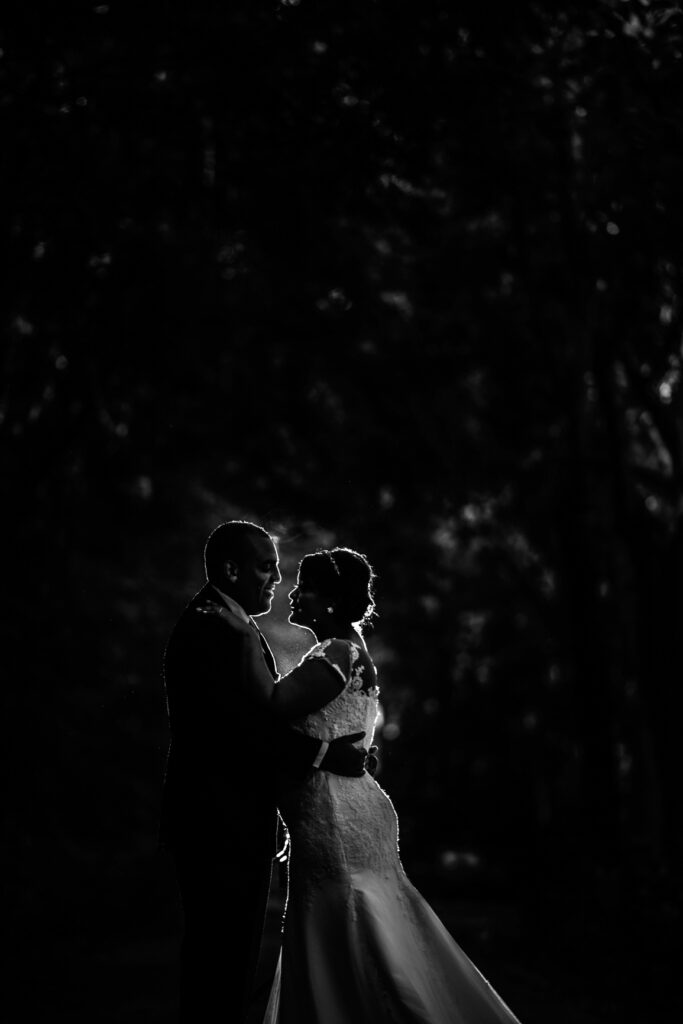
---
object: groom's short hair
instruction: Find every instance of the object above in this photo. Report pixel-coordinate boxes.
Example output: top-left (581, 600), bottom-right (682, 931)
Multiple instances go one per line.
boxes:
top-left (204, 520), bottom-right (271, 581)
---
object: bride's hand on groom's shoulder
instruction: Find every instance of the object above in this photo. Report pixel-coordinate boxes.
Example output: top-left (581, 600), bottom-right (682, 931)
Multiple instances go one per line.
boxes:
top-left (196, 600), bottom-right (254, 636)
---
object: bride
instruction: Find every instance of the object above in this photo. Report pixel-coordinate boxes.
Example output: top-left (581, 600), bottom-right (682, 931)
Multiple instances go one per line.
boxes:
top-left (212, 546), bottom-right (523, 1024)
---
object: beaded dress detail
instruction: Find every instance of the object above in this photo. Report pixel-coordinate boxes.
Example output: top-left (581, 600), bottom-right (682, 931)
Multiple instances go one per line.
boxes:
top-left (263, 640), bottom-right (522, 1024)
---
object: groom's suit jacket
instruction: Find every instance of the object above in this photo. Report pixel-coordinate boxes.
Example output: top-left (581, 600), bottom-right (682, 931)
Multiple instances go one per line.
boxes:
top-left (160, 583), bottom-right (317, 860)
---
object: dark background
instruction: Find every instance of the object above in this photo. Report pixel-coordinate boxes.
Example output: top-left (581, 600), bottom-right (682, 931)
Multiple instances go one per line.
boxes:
top-left (2, 1), bottom-right (682, 1022)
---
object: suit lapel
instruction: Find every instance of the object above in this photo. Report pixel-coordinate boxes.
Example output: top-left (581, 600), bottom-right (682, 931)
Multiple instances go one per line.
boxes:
top-left (204, 584), bottom-right (278, 680)
top-left (257, 630), bottom-right (278, 680)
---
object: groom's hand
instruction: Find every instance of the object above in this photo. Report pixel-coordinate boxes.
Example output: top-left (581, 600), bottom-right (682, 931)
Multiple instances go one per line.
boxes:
top-left (321, 732), bottom-right (368, 777)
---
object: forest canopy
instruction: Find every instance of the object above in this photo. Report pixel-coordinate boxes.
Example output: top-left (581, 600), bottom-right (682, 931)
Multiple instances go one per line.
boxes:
top-left (2, 3), bottom-right (682, 1019)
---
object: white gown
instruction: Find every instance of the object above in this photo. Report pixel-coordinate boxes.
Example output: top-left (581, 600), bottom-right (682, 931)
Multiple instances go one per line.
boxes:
top-left (263, 640), bottom-right (523, 1024)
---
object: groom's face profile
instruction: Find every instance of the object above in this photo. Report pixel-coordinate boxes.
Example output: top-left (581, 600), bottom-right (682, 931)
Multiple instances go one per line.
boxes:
top-left (230, 533), bottom-right (281, 616)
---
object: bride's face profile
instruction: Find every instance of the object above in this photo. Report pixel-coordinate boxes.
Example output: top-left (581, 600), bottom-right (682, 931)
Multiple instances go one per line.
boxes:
top-left (288, 572), bottom-right (327, 631)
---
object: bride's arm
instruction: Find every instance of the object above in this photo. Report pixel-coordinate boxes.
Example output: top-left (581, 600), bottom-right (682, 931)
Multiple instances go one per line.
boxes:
top-left (240, 629), bottom-right (345, 717)
top-left (196, 602), bottom-right (367, 775)
top-left (197, 601), bottom-right (345, 715)
top-left (271, 657), bottom-right (346, 718)
top-left (237, 626), bottom-right (348, 717)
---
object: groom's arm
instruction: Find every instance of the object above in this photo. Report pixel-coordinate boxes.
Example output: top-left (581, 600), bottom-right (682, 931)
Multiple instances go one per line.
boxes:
top-left (273, 725), bottom-right (368, 779)
top-left (191, 606), bottom-right (369, 778)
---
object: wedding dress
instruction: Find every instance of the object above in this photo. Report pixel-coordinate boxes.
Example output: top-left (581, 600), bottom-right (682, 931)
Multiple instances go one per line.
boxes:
top-left (263, 640), bottom-right (523, 1024)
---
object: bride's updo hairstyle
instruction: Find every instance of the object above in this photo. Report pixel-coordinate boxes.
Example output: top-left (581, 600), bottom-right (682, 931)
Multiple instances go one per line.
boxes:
top-left (300, 547), bottom-right (377, 628)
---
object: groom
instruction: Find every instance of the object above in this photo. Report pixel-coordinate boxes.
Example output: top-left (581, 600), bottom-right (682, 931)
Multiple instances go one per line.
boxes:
top-left (160, 520), bottom-right (367, 1023)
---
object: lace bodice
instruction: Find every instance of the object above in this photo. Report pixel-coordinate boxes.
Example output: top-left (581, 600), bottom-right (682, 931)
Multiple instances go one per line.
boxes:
top-left (278, 639), bottom-right (401, 899)
top-left (298, 639), bottom-right (380, 745)
top-left (266, 648), bottom-right (525, 1024)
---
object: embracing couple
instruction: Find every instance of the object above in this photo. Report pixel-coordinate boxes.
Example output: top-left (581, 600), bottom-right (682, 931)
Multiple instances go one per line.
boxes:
top-left (160, 520), bottom-right (523, 1024)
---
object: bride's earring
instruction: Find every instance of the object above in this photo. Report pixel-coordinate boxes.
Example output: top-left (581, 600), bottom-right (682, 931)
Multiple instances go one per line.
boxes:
top-left (326, 606), bottom-right (334, 615)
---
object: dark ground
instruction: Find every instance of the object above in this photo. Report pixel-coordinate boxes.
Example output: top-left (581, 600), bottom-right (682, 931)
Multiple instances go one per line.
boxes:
top-left (11, 846), bottom-right (667, 1024)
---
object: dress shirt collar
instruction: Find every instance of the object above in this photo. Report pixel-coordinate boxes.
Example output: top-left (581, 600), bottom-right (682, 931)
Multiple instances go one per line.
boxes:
top-left (210, 585), bottom-right (254, 626)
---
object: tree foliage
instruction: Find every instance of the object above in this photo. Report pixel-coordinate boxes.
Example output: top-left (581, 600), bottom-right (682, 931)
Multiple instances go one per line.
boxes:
top-left (2, 2), bottom-right (682, 1019)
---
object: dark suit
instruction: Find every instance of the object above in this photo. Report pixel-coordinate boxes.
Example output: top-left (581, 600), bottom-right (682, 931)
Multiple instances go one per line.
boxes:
top-left (160, 584), bottom-right (320, 1022)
